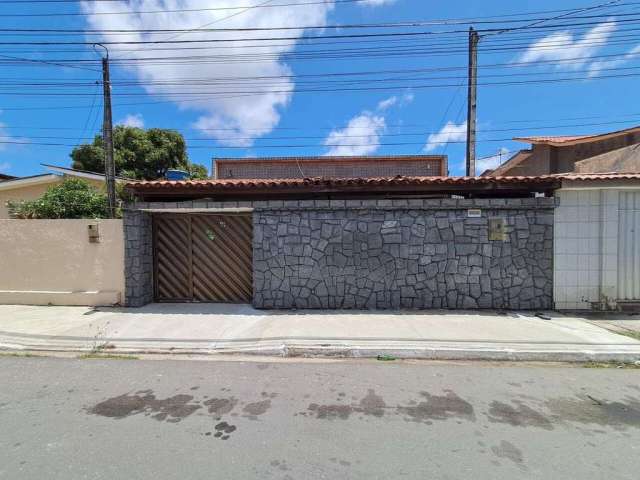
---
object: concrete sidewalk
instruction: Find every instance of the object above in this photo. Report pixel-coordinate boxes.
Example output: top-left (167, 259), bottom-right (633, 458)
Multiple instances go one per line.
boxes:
top-left (0, 304), bottom-right (639, 362)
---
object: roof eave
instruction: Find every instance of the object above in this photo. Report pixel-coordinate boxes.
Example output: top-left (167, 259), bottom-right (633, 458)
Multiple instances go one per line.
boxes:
top-left (127, 179), bottom-right (560, 199)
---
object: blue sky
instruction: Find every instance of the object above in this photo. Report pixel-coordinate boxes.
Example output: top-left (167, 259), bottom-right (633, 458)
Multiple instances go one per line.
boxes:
top-left (1, 0), bottom-right (640, 177)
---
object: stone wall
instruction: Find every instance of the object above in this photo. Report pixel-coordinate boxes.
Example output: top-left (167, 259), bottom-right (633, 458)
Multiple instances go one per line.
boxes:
top-left (123, 209), bottom-right (154, 307)
top-left (123, 197), bottom-right (555, 309)
top-left (253, 198), bottom-right (555, 310)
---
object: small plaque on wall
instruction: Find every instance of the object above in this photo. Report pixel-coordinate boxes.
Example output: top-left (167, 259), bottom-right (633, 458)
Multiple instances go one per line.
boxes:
top-left (467, 209), bottom-right (482, 218)
top-left (489, 218), bottom-right (506, 241)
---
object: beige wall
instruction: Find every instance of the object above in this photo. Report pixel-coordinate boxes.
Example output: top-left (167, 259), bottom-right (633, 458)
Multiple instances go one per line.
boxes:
top-left (555, 132), bottom-right (640, 172)
top-left (0, 182), bottom-right (55, 219)
top-left (0, 176), bottom-right (105, 219)
top-left (497, 132), bottom-right (640, 176)
top-left (0, 219), bottom-right (125, 306)
top-left (574, 143), bottom-right (640, 173)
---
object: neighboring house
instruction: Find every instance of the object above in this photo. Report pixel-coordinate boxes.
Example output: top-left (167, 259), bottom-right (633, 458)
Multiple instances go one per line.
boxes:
top-left (214, 155), bottom-right (448, 179)
top-left (124, 149), bottom-right (640, 312)
top-left (484, 125), bottom-right (640, 176)
top-left (0, 164), bottom-right (117, 219)
top-left (124, 172), bottom-right (558, 310)
top-left (554, 173), bottom-right (640, 311)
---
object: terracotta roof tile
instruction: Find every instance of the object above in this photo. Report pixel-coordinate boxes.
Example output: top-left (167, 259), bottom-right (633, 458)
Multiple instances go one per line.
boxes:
top-left (514, 135), bottom-right (592, 144)
top-left (126, 172), bottom-right (640, 192)
top-left (514, 125), bottom-right (640, 146)
top-left (554, 172), bottom-right (640, 181)
top-left (126, 175), bottom-right (560, 192)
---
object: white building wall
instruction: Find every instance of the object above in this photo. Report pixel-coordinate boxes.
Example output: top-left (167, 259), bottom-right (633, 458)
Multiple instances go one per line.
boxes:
top-left (554, 190), bottom-right (602, 310)
top-left (554, 187), bottom-right (638, 310)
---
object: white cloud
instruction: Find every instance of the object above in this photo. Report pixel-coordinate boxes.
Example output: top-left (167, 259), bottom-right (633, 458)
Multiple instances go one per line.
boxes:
top-left (0, 117), bottom-right (25, 151)
top-left (324, 111), bottom-right (386, 156)
top-left (360, 0), bottom-right (398, 5)
top-left (476, 147), bottom-right (510, 173)
top-left (401, 90), bottom-right (414, 104)
top-left (517, 20), bottom-right (617, 70)
top-left (588, 44), bottom-right (640, 77)
top-left (377, 96), bottom-right (397, 111)
top-left (118, 113), bottom-right (145, 128)
top-left (377, 90), bottom-right (413, 111)
top-left (82, 1), bottom-right (335, 147)
top-left (423, 120), bottom-right (467, 153)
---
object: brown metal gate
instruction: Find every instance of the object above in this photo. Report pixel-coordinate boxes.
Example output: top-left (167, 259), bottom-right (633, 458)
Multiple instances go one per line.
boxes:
top-left (153, 214), bottom-right (253, 303)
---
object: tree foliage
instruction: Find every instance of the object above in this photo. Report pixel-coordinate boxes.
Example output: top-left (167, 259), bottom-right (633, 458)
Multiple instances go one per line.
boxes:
top-left (70, 126), bottom-right (208, 180)
top-left (8, 178), bottom-right (110, 219)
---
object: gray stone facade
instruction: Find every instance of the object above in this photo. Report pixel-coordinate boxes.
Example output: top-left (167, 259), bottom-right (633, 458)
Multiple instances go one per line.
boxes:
top-left (123, 209), bottom-right (154, 307)
top-left (124, 197), bottom-right (555, 310)
top-left (253, 198), bottom-right (555, 310)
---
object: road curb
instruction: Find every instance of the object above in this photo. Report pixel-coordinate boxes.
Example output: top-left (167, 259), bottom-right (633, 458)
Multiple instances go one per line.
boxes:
top-left (2, 338), bottom-right (640, 363)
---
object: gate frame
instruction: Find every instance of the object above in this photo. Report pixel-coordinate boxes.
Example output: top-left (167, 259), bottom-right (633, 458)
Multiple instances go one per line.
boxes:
top-left (151, 211), bottom-right (253, 304)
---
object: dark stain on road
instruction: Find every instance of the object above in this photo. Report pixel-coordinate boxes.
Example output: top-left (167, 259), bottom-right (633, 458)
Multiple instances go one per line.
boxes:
top-left (203, 397), bottom-right (238, 419)
top-left (545, 396), bottom-right (640, 429)
top-left (359, 389), bottom-right (386, 417)
top-left (306, 390), bottom-right (475, 423)
top-left (214, 421), bottom-right (237, 440)
top-left (487, 401), bottom-right (554, 430)
top-left (491, 440), bottom-right (525, 467)
top-left (307, 403), bottom-right (353, 420)
top-left (243, 399), bottom-right (271, 419)
top-left (399, 390), bottom-right (476, 423)
top-left (88, 392), bottom-right (201, 423)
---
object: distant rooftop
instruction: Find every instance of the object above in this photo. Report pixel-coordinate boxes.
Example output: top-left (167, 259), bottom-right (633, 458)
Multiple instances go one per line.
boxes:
top-left (514, 125), bottom-right (640, 146)
top-left (214, 155), bottom-right (448, 180)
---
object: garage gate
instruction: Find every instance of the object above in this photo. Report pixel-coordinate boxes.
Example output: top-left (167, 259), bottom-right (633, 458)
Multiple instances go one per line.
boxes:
top-left (618, 191), bottom-right (640, 302)
top-left (153, 213), bottom-right (253, 303)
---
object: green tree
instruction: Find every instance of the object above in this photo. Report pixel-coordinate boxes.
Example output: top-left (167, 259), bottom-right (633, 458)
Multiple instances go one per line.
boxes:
top-left (70, 126), bottom-right (208, 180)
top-left (8, 178), bottom-right (110, 219)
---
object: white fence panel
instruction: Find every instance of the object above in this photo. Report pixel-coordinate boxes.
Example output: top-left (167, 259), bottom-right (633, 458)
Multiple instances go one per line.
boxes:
top-left (618, 192), bottom-right (640, 301)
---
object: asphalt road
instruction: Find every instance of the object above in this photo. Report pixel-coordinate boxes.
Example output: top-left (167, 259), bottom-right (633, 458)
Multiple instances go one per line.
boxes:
top-left (0, 356), bottom-right (639, 479)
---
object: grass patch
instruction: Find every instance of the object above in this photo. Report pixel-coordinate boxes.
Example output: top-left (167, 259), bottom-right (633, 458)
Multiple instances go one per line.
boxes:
top-left (614, 329), bottom-right (640, 342)
top-left (583, 361), bottom-right (640, 369)
top-left (0, 352), bottom-right (37, 358)
top-left (78, 353), bottom-right (138, 360)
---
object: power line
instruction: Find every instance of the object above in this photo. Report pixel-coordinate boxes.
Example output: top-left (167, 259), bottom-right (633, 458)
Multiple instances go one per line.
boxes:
top-left (3, 68), bottom-right (640, 98)
top-left (3, 67), bottom-right (640, 110)
top-left (483, 0), bottom-right (624, 38)
top-left (5, 63), bottom-right (640, 94)
top-left (7, 118), bottom-right (640, 142)
top-left (0, 52), bottom-right (100, 71)
top-left (5, 15), bottom-right (640, 45)
top-left (3, 50), bottom-right (640, 84)
top-left (1, 0), bottom-right (637, 18)
top-left (3, 36), bottom-right (640, 69)
top-left (7, 111), bottom-right (640, 132)
top-left (5, 10), bottom-right (640, 33)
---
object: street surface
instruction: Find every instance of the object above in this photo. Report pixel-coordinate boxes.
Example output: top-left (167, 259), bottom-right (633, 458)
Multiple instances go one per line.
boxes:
top-left (0, 356), bottom-right (639, 479)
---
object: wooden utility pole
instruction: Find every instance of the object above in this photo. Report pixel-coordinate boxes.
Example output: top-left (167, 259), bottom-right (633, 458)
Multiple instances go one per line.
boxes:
top-left (465, 27), bottom-right (479, 177)
top-left (100, 52), bottom-right (117, 218)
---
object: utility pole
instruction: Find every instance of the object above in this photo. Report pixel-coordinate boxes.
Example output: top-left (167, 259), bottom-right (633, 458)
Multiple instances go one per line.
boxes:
top-left (98, 45), bottom-right (117, 218)
top-left (465, 27), bottom-right (479, 177)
